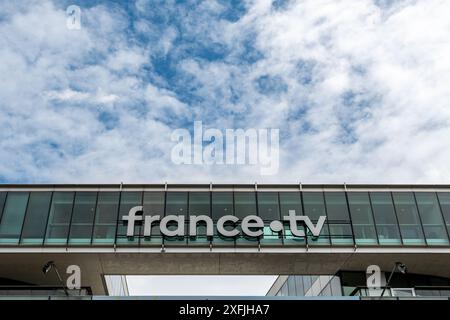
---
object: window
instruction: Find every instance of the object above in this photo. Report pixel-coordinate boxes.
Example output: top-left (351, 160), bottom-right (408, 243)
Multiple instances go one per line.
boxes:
top-left (437, 192), bottom-right (450, 235)
top-left (415, 192), bottom-right (448, 245)
top-left (45, 192), bottom-right (74, 244)
top-left (0, 192), bottom-right (6, 221)
top-left (211, 192), bottom-right (234, 246)
top-left (347, 192), bottom-right (377, 245)
top-left (68, 192), bottom-right (97, 245)
top-left (116, 192), bottom-right (143, 245)
top-left (0, 192), bottom-right (29, 244)
top-left (279, 192), bottom-right (305, 245)
top-left (21, 192), bottom-right (52, 245)
top-left (92, 192), bottom-right (120, 245)
top-left (141, 192), bottom-right (164, 246)
top-left (188, 192), bottom-right (211, 246)
top-left (234, 192), bottom-right (258, 245)
top-left (324, 192), bottom-right (353, 245)
top-left (392, 192), bottom-right (425, 245)
top-left (164, 192), bottom-right (187, 245)
top-left (370, 192), bottom-right (401, 245)
top-left (303, 192), bottom-right (330, 245)
top-left (258, 192), bottom-right (282, 245)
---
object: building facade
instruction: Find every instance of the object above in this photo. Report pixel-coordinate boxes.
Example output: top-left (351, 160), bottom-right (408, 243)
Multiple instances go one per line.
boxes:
top-left (0, 184), bottom-right (449, 298)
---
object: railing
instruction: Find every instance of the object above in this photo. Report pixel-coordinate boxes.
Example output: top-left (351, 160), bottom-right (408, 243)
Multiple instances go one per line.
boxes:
top-left (350, 286), bottom-right (450, 298)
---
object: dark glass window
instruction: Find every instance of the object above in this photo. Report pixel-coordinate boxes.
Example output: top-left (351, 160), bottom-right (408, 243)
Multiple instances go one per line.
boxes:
top-left (188, 192), bottom-right (211, 246)
top-left (234, 192), bottom-right (258, 245)
top-left (45, 192), bottom-right (74, 244)
top-left (141, 192), bottom-right (164, 246)
top-left (234, 192), bottom-right (257, 218)
top-left (258, 192), bottom-right (282, 245)
top-left (257, 192), bottom-right (280, 220)
top-left (21, 192), bottom-right (52, 245)
top-left (116, 192), bottom-right (143, 245)
top-left (347, 192), bottom-right (377, 245)
top-left (68, 192), bottom-right (97, 245)
top-left (392, 192), bottom-right (425, 245)
top-left (437, 192), bottom-right (450, 234)
top-left (92, 192), bottom-right (120, 245)
top-left (211, 192), bottom-right (234, 246)
top-left (0, 192), bottom-right (6, 221)
top-left (370, 192), bottom-right (402, 245)
top-left (302, 192), bottom-right (329, 245)
top-left (212, 192), bottom-right (233, 221)
top-left (324, 192), bottom-right (353, 245)
top-left (279, 192), bottom-right (305, 245)
top-left (415, 192), bottom-right (448, 245)
top-left (0, 192), bottom-right (29, 244)
top-left (165, 192), bottom-right (187, 245)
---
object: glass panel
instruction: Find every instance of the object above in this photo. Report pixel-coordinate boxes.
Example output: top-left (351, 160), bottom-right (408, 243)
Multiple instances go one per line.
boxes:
top-left (258, 192), bottom-right (282, 245)
top-left (141, 192), bottom-right (164, 246)
top-left (347, 192), bottom-right (377, 245)
top-left (324, 192), bottom-right (353, 245)
top-left (92, 192), bottom-right (120, 245)
top-left (68, 192), bottom-right (97, 245)
top-left (45, 192), bottom-right (74, 244)
top-left (437, 192), bottom-right (450, 235)
top-left (415, 192), bottom-right (448, 245)
top-left (234, 192), bottom-right (257, 218)
top-left (0, 192), bottom-right (29, 244)
top-left (211, 192), bottom-right (234, 246)
top-left (0, 192), bottom-right (6, 221)
top-left (188, 192), bottom-right (211, 246)
top-left (21, 192), bottom-right (52, 245)
top-left (303, 192), bottom-right (329, 245)
top-left (370, 192), bottom-right (402, 245)
top-left (164, 192), bottom-right (187, 245)
top-left (235, 192), bottom-right (258, 245)
top-left (279, 192), bottom-right (305, 245)
top-left (392, 192), bottom-right (425, 245)
top-left (116, 192), bottom-right (143, 245)
top-left (257, 192), bottom-right (280, 220)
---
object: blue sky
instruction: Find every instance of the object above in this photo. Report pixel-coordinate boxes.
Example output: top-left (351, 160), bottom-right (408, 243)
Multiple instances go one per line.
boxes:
top-left (1, 0), bottom-right (450, 296)
top-left (1, 0), bottom-right (450, 184)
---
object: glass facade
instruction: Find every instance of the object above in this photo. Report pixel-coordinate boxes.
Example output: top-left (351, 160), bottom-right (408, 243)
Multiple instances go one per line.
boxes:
top-left (0, 188), bottom-right (450, 247)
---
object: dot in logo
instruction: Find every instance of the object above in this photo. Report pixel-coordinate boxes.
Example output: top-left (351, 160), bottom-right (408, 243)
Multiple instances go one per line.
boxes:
top-left (269, 220), bottom-right (283, 232)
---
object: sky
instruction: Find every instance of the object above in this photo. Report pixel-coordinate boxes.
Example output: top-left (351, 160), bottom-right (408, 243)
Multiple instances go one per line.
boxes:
top-left (1, 0), bottom-right (450, 295)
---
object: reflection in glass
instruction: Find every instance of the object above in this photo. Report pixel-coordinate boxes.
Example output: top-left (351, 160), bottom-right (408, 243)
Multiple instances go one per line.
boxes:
top-left (370, 192), bottom-right (402, 245)
top-left (437, 192), bottom-right (450, 235)
top-left (92, 192), bottom-right (120, 244)
top-left (189, 192), bottom-right (211, 246)
top-left (303, 192), bottom-right (329, 245)
top-left (21, 192), bottom-right (52, 245)
top-left (141, 192), bottom-right (164, 246)
top-left (116, 192), bottom-right (143, 245)
top-left (324, 192), bottom-right (353, 245)
top-left (68, 192), bottom-right (97, 244)
top-left (45, 192), bottom-right (74, 244)
top-left (0, 192), bottom-right (6, 221)
top-left (392, 192), bottom-right (425, 245)
top-left (347, 192), bottom-right (377, 245)
top-left (0, 192), bottom-right (29, 244)
top-left (415, 192), bottom-right (448, 245)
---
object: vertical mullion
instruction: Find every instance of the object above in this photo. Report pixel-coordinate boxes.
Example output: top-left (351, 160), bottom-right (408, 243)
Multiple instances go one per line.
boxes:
top-left (138, 191), bottom-right (144, 247)
top-left (65, 192), bottom-right (77, 247)
top-left (390, 192), bottom-right (404, 245)
top-left (42, 191), bottom-right (55, 246)
top-left (367, 192), bottom-right (380, 245)
top-left (255, 191), bottom-right (261, 246)
top-left (18, 192), bottom-right (31, 245)
top-left (232, 191), bottom-right (236, 247)
top-left (114, 191), bottom-right (123, 247)
top-left (343, 191), bottom-right (356, 246)
top-left (277, 192), bottom-right (284, 245)
top-left (162, 191), bottom-right (167, 246)
top-left (435, 192), bottom-right (450, 244)
top-left (299, 191), bottom-right (308, 246)
top-left (321, 192), bottom-right (331, 246)
top-left (89, 191), bottom-right (100, 245)
top-left (185, 192), bottom-right (189, 245)
top-left (209, 191), bottom-right (213, 246)
top-left (412, 192), bottom-right (429, 246)
top-left (0, 192), bottom-right (8, 225)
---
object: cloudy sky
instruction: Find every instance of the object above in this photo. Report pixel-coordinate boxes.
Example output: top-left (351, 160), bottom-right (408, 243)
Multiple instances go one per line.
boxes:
top-left (1, 0), bottom-right (450, 184)
top-left (1, 0), bottom-right (450, 295)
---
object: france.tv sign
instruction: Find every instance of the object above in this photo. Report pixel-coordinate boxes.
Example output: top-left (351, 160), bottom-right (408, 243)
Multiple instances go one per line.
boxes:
top-left (122, 206), bottom-right (326, 239)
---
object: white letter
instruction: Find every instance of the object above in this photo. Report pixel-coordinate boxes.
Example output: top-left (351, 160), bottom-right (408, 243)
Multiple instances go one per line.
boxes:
top-left (171, 128), bottom-right (192, 164)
